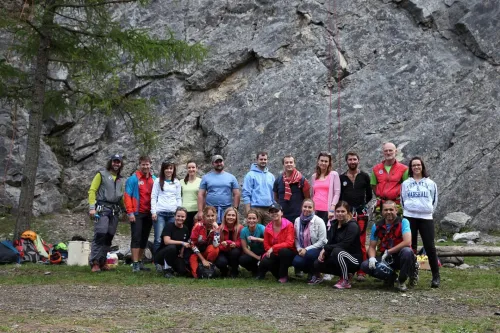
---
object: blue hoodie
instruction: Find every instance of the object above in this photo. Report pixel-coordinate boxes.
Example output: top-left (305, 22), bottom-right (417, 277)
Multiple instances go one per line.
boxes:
top-left (242, 163), bottom-right (275, 207)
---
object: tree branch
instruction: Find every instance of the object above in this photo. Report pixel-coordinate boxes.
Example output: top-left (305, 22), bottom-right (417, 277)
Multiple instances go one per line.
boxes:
top-left (48, 58), bottom-right (88, 64)
top-left (51, 9), bottom-right (87, 24)
top-left (46, 76), bottom-right (74, 91)
top-left (56, 24), bottom-right (105, 38)
top-left (24, 20), bottom-right (46, 38)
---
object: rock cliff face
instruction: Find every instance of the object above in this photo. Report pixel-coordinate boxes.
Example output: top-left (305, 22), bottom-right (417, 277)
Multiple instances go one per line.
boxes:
top-left (0, 0), bottom-right (499, 231)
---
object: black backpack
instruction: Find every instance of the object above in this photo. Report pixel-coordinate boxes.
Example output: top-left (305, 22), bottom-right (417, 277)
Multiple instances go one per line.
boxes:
top-left (197, 262), bottom-right (218, 279)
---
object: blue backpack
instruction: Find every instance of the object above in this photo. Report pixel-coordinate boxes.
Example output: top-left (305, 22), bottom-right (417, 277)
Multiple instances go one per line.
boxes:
top-left (0, 240), bottom-right (21, 264)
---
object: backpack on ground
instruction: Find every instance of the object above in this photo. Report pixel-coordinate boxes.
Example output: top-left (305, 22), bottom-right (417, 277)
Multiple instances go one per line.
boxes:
top-left (196, 261), bottom-right (218, 279)
top-left (14, 238), bottom-right (41, 263)
top-left (0, 240), bottom-right (20, 264)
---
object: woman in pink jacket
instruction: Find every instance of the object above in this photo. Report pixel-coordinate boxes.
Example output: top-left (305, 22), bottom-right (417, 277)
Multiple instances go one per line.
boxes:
top-left (310, 152), bottom-right (341, 223)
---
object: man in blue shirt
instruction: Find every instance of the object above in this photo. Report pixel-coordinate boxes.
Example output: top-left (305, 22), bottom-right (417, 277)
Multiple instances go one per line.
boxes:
top-left (360, 200), bottom-right (417, 292)
top-left (197, 155), bottom-right (240, 224)
top-left (242, 152), bottom-right (275, 225)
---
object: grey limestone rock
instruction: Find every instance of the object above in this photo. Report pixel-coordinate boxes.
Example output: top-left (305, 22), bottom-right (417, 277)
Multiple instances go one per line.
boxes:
top-left (452, 231), bottom-right (480, 243)
top-left (440, 212), bottom-right (472, 233)
top-left (0, 0), bottom-right (499, 232)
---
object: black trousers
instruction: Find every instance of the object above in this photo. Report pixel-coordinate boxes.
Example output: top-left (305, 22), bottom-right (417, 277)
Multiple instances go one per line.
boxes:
top-left (239, 253), bottom-right (262, 275)
top-left (406, 216), bottom-right (440, 276)
top-left (154, 244), bottom-right (190, 275)
top-left (313, 248), bottom-right (361, 279)
top-left (259, 248), bottom-right (295, 279)
top-left (215, 248), bottom-right (242, 276)
top-left (185, 211), bottom-right (197, 237)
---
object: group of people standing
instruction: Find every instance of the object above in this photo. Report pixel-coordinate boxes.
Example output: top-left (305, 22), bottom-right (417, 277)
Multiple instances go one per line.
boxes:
top-left (87, 141), bottom-right (440, 291)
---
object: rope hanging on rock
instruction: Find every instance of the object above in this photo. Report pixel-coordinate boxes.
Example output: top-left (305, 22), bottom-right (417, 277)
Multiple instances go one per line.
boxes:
top-left (327, 0), bottom-right (343, 171)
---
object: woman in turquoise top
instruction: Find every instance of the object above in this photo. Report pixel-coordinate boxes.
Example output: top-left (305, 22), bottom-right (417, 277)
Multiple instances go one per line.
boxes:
top-left (181, 161), bottom-right (202, 235)
top-left (239, 209), bottom-right (265, 276)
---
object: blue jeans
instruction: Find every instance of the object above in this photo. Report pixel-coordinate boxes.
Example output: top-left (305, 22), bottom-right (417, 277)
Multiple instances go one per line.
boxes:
top-left (154, 211), bottom-right (175, 254)
top-left (215, 205), bottom-right (231, 225)
top-left (292, 248), bottom-right (322, 274)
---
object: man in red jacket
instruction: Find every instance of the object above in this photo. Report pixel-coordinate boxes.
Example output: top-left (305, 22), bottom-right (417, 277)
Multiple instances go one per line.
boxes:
top-left (370, 142), bottom-right (408, 217)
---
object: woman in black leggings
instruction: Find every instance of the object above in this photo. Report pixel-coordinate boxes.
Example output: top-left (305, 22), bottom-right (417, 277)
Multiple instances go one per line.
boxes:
top-left (401, 157), bottom-right (439, 288)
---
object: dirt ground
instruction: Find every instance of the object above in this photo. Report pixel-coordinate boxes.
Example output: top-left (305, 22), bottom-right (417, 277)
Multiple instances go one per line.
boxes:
top-left (0, 276), bottom-right (499, 332)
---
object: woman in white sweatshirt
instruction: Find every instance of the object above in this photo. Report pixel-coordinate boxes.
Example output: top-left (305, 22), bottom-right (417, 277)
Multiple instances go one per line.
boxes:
top-left (151, 161), bottom-right (182, 254)
top-left (401, 157), bottom-right (439, 288)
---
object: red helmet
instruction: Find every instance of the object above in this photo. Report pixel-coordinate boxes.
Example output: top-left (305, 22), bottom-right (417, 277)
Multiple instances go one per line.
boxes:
top-left (50, 252), bottom-right (62, 265)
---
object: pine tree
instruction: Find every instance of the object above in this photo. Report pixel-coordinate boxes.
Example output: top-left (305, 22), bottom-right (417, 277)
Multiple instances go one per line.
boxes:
top-left (0, 0), bottom-right (207, 238)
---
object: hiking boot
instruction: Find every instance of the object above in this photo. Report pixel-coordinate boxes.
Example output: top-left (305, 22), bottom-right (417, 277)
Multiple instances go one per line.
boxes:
top-left (409, 256), bottom-right (419, 287)
top-left (132, 262), bottom-right (140, 273)
top-left (278, 277), bottom-right (288, 284)
top-left (91, 262), bottom-right (101, 273)
top-left (431, 273), bottom-right (440, 288)
top-left (356, 274), bottom-right (366, 282)
top-left (163, 269), bottom-right (174, 278)
top-left (307, 275), bottom-right (324, 285)
top-left (139, 261), bottom-right (151, 271)
top-left (397, 280), bottom-right (408, 292)
top-left (384, 273), bottom-right (397, 288)
top-left (323, 274), bottom-right (333, 281)
top-left (255, 274), bottom-right (266, 280)
top-left (155, 263), bottom-right (163, 273)
top-left (333, 279), bottom-right (351, 289)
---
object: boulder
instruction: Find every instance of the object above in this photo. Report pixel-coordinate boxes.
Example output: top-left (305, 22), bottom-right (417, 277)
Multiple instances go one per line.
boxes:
top-left (452, 231), bottom-right (480, 243)
top-left (440, 212), bottom-right (471, 234)
top-left (439, 256), bottom-right (464, 265)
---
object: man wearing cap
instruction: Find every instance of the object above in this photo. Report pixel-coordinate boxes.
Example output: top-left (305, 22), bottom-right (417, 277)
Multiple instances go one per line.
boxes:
top-left (197, 155), bottom-right (240, 224)
top-left (88, 154), bottom-right (125, 273)
top-left (370, 142), bottom-right (409, 218)
top-left (124, 155), bottom-right (156, 272)
top-left (242, 152), bottom-right (275, 225)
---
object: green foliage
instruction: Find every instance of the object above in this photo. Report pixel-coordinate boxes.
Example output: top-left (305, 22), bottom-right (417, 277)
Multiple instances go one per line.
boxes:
top-left (0, 0), bottom-right (207, 152)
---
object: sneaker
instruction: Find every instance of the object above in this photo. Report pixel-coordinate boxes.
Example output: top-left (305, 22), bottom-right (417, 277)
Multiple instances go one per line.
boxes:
top-left (397, 280), bottom-right (408, 292)
top-left (155, 263), bottom-right (163, 273)
top-left (323, 274), bottom-right (333, 281)
top-left (255, 274), bottom-right (265, 280)
top-left (295, 270), bottom-right (304, 278)
top-left (91, 262), bottom-right (101, 273)
top-left (132, 262), bottom-right (140, 273)
top-left (163, 269), bottom-right (174, 278)
top-left (356, 274), bottom-right (366, 282)
top-left (333, 279), bottom-right (352, 289)
top-left (307, 275), bottom-right (324, 285)
top-left (139, 261), bottom-right (151, 271)
top-left (278, 277), bottom-right (288, 284)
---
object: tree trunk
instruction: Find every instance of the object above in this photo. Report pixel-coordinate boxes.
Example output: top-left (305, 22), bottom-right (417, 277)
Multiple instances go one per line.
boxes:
top-left (14, 1), bottom-right (55, 239)
top-left (435, 246), bottom-right (500, 257)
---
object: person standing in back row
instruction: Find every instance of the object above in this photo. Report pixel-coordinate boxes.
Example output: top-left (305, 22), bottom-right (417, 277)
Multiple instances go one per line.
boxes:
top-left (273, 154), bottom-right (311, 223)
top-left (371, 142), bottom-right (408, 218)
top-left (88, 154), bottom-right (125, 273)
top-left (181, 161), bottom-right (201, 235)
top-left (124, 155), bottom-right (156, 273)
top-left (401, 157), bottom-right (440, 288)
top-left (310, 151), bottom-right (340, 223)
top-left (242, 152), bottom-right (275, 225)
top-left (339, 151), bottom-right (372, 281)
top-left (197, 155), bottom-right (240, 224)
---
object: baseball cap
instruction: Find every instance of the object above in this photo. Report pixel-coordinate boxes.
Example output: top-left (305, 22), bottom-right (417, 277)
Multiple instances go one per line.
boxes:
top-left (211, 155), bottom-right (224, 163)
top-left (269, 202), bottom-right (282, 212)
top-left (110, 154), bottom-right (122, 161)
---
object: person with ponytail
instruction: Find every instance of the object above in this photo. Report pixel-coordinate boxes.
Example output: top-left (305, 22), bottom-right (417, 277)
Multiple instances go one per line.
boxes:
top-left (311, 201), bottom-right (362, 288)
top-left (310, 151), bottom-right (341, 223)
top-left (189, 206), bottom-right (220, 278)
top-left (239, 210), bottom-right (265, 276)
top-left (181, 161), bottom-right (201, 236)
